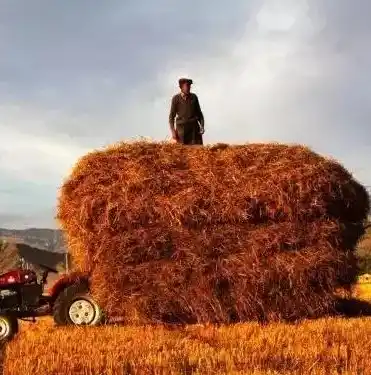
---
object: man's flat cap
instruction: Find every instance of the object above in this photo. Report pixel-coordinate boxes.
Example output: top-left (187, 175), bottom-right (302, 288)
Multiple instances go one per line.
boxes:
top-left (178, 78), bottom-right (193, 85)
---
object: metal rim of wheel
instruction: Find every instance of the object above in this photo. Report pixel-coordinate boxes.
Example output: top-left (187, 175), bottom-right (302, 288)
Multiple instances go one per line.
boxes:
top-left (0, 317), bottom-right (11, 340)
top-left (68, 298), bottom-right (97, 325)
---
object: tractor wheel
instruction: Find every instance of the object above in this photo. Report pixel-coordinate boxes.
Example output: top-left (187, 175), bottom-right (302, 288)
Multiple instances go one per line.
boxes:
top-left (0, 315), bottom-right (18, 342)
top-left (53, 283), bottom-right (105, 326)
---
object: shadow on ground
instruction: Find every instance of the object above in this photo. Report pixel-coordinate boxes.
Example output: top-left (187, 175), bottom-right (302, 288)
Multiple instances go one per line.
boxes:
top-left (335, 298), bottom-right (371, 317)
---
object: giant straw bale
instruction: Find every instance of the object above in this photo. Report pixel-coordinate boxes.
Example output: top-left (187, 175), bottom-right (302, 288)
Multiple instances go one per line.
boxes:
top-left (57, 142), bottom-right (369, 323)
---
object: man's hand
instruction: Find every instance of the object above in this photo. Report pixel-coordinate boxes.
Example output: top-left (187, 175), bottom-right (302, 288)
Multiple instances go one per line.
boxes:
top-left (199, 125), bottom-right (205, 135)
top-left (171, 128), bottom-right (178, 142)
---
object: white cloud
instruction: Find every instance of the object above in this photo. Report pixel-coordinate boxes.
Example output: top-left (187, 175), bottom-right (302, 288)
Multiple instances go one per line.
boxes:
top-left (0, 105), bottom-right (88, 184)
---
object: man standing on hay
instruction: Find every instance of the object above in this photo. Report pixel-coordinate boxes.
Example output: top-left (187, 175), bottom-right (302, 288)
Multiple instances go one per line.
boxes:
top-left (169, 78), bottom-right (205, 145)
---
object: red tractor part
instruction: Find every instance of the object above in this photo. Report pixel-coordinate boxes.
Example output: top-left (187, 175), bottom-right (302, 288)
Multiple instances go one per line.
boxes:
top-left (0, 269), bottom-right (105, 342)
top-left (0, 269), bottom-right (37, 287)
top-left (48, 272), bottom-right (105, 326)
top-left (48, 271), bottom-right (89, 299)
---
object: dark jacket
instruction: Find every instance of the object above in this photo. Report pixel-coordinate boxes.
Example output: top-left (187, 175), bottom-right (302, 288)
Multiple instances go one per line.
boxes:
top-left (169, 93), bottom-right (204, 127)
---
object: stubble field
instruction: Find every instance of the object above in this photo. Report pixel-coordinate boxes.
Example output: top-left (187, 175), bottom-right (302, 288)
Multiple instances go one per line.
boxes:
top-left (2, 285), bottom-right (371, 375)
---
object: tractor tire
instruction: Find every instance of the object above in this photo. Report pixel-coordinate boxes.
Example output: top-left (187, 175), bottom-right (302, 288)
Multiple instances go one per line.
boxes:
top-left (0, 315), bottom-right (18, 342)
top-left (53, 283), bottom-right (105, 326)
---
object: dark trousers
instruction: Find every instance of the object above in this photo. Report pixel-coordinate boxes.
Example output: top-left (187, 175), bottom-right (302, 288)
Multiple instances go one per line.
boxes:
top-left (176, 121), bottom-right (203, 145)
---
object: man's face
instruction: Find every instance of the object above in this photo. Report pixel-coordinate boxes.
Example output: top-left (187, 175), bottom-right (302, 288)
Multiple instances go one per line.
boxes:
top-left (181, 83), bottom-right (191, 94)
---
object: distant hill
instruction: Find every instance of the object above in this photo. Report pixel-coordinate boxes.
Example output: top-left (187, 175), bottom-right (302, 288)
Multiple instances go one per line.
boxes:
top-left (0, 228), bottom-right (67, 279)
top-left (0, 239), bottom-right (65, 288)
top-left (0, 228), bottom-right (66, 252)
top-left (0, 238), bottom-right (66, 272)
top-left (0, 240), bottom-right (21, 274)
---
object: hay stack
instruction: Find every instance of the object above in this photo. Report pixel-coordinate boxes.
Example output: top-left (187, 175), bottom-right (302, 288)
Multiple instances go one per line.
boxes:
top-left (57, 142), bottom-right (369, 323)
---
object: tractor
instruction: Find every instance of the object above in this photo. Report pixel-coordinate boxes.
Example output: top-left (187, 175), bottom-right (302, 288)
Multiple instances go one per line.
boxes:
top-left (0, 266), bottom-right (104, 341)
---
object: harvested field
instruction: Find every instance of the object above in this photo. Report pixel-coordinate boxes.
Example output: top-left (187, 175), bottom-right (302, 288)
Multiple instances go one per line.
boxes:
top-left (4, 317), bottom-right (371, 375)
top-left (57, 142), bottom-right (370, 323)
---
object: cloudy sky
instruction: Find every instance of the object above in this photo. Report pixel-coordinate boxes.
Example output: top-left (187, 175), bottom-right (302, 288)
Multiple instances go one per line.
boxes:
top-left (0, 0), bottom-right (370, 228)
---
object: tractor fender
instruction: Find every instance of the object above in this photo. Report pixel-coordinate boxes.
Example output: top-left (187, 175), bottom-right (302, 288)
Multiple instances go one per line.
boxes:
top-left (48, 271), bottom-right (90, 301)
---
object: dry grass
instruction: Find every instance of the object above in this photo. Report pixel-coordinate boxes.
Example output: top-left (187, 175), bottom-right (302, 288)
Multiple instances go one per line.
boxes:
top-left (56, 142), bottom-right (369, 323)
top-left (3, 282), bottom-right (371, 375)
top-left (4, 316), bottom-right (371, 375)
